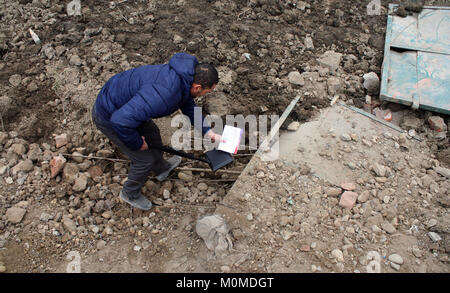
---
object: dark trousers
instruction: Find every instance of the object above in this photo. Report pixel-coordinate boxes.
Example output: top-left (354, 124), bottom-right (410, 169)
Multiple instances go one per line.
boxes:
top-left (92, 105), bottom-right (169, 198)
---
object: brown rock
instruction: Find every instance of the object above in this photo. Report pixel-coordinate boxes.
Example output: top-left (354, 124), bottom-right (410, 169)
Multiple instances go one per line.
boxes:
top-left (88, 165), bottom-right (103, 178)
top-left (428, 116), bottom-right (447, 132)
top-left (50, 156), bottom-right (66, 178)
top-left (54, 133), bottom-right (69, 148)
top-left (339, 191), bottom-right (358, 209)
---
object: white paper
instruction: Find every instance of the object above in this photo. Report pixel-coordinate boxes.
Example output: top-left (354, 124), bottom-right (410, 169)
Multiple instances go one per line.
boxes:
top-left (218, 125), bottom-right (243, 154)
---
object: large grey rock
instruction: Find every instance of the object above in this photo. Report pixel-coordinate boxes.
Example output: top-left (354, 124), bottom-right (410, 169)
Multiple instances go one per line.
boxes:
top-left (363, 72), bottom-right (380, 94)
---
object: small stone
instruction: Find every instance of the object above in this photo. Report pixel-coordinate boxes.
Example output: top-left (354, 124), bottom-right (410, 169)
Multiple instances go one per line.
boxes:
top-left (428, 116), bottom-right (447, 132)
top-left (300, 245), bottom-right (311, 252)
top-left (339, 191), bottom-right (358, 209)
top-left (390, 262), bottom-right (401, 271)
top-left (173, 35), bottom-right (183, 44)
top-left (6, 207), bottom-right (27, 224)
top-left (43, 45), bottom-right (55, 59)
top-left (372, 225), bottom-right (382, 233)
top-left (412, 246), bottom-right (422, 258)
top-left (388, 254), bottom-right (404, 265)
top-left (327, 77), bottom-right (341, 95)
top-left (325, 187), bottom-right (342, 197)
top-left (317, 50), bottom-right (343, 73)
top-left (288, 71), bottom-right (305, 86)
top-left (433, 166), bottom-right (450, 178)
top-left (336, 262), bottom-right (345, 272)
top-left (197, 183), bottom-right (208, 191)
top-left (428, 232), bottom-right (441, 242)
top-left (363, 72), bottom-right (380, 94)
top-left (220, 265), bottom-right (231, 273)
top-left (0, 132), bottom-right (8, 144)
top-left (256, 171), bottom-right (265, 179)
top-left (11, 143), bottom-right (26, 155)
top-left (372, 163), bottom-right (386, 177)
top-left (331, 249), bottom-right (344, 262)
top-left (69, 55), bottom-right (82, 66)
top-left (133, 245), bottom-right (141, 252)
top-left (340, 133), bottom-right (352, 141)
top-left (40, 212), bottom-right (54, 222)
top-left (62, 216), bottom-right (77, 232)
top-left (357, 190), bottom-right (370, 203)
top-left (0, 265), bottom-right (6, 273)
top-left (163, 189), bottom-right (171, 199)
top-left (97, 240), bottom-right (106, 250)
top-left (340, 182), bottom-right (356, 191)
top-left (72, 175), bottom-right (88, 192)
top-left (178, 172), bottom-right (193, 181)
top-left (88, 165), bottom-right (103, 178)
top-left (247, 213), bottom-right (253, 221)
top-left (426, 219), bottom-right (437, 228)
top-left (104, 226), bottom-right (113, 235)
top-left (102, 211), bottom-right (113, 219)
top-left (304, 36), bottom-right (314, 49)
top-left (381, 222), bottom-right (396, 234)
top-left (50, 156), bottom-right (66, 178)
top-left (287, 121), bottom-right (300, 131)
top-left (54, 133), bottom-right (68, 148)
top-left (11, 159), bottom-right (34, 175)
top-left (9, 74), bottom-right (22, 87)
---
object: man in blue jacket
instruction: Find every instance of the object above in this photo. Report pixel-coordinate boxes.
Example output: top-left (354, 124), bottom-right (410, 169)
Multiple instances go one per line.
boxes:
top-left (92, 53), bottom-right (221, 210)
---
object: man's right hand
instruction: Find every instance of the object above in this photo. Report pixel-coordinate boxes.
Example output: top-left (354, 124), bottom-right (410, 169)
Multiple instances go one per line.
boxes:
top-left (140, 136), bottom-right (148, 151)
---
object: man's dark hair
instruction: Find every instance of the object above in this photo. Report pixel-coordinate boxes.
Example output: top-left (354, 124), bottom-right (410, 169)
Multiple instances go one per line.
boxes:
top-left (193, 63), bottom-right (219, 89)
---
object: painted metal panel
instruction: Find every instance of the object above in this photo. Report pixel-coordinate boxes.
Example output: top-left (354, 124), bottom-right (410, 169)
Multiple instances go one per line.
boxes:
top-left (380, 4), bottom-right (450, 115)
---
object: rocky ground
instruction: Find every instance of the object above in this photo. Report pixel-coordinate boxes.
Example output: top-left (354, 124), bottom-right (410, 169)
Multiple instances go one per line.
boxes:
top-left (215, 105), bottom-right (449, 273)
top-left (0, 0), bottom-right (448, 273)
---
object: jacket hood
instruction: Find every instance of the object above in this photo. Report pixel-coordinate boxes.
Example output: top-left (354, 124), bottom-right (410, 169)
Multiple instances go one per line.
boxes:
top-left (168, 53), bottom-right (198, 94)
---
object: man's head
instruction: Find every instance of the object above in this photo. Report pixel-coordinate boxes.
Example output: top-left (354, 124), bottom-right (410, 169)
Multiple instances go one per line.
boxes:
top-left (190, 63), bottom-right (219, 97)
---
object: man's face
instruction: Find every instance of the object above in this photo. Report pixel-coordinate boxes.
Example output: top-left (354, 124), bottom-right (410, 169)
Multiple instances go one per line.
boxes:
top-left (190, 83), bottom-right (216, 97)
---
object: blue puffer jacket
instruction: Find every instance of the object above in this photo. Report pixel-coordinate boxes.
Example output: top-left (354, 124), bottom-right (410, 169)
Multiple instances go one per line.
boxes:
top-left (94, 53), bottom-right (210, 151)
